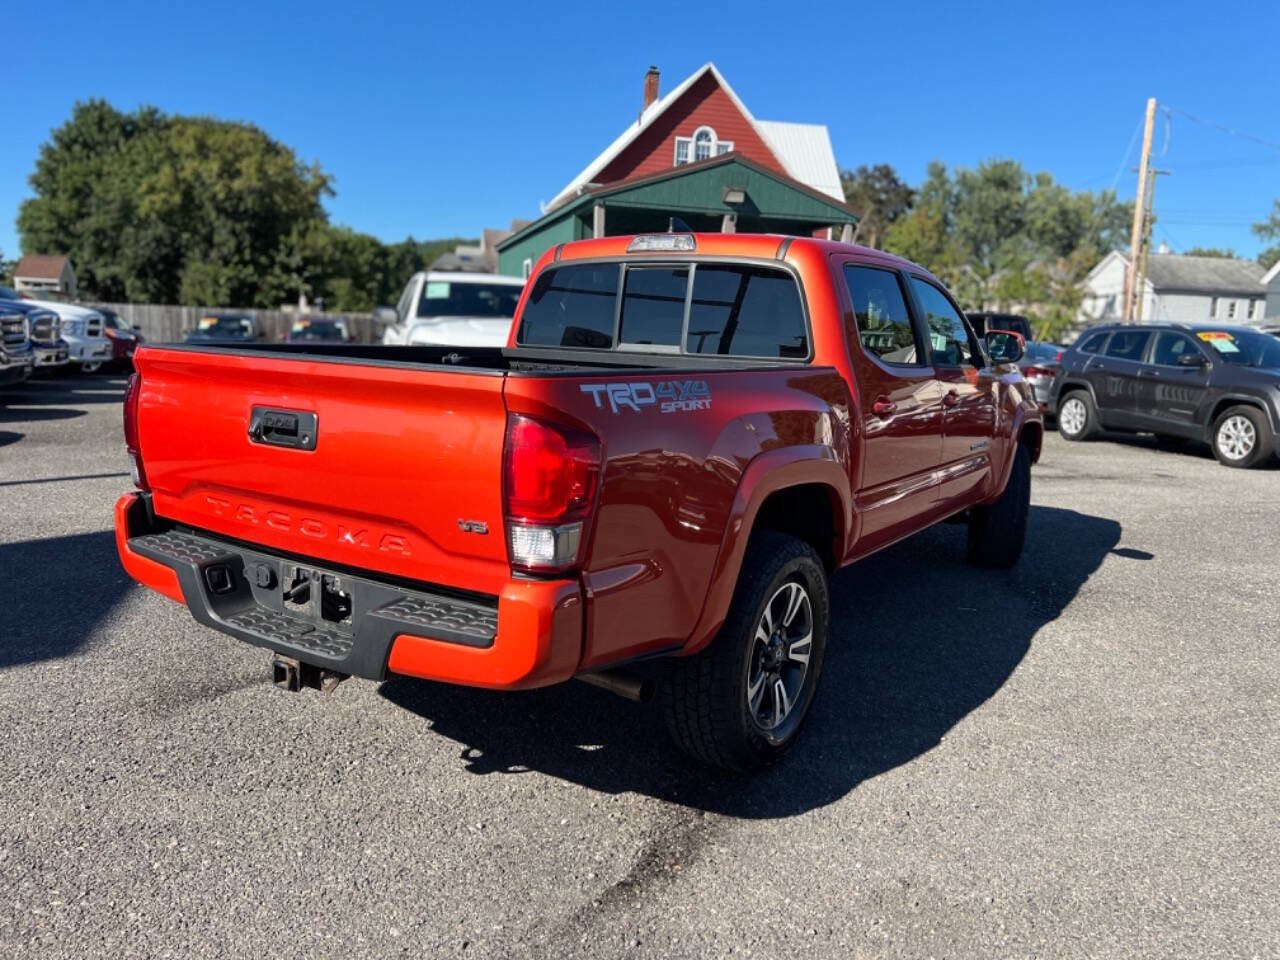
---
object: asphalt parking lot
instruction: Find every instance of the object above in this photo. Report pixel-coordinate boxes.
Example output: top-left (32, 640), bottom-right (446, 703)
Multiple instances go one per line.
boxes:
top-left (2, 373), bottom-right (1277, 959)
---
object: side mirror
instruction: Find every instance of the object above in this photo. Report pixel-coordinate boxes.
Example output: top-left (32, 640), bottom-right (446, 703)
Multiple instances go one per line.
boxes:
top-left (985, 329), bottom-right (1025, 364)
top-left (373, 306), bottom-right (399, 325)
top-left (1177, 352), bottom-right (1206, 367)
top-left (132, 324), bottom-right (142, 333)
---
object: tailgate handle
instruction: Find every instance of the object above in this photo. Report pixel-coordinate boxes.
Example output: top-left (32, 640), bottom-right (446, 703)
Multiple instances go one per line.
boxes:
top-left (248, 407), bottom-right (318, 451)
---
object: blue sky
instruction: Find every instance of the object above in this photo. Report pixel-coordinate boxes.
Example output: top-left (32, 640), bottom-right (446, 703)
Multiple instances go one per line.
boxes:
top-left (4, 0), bottom-right (1278, 263)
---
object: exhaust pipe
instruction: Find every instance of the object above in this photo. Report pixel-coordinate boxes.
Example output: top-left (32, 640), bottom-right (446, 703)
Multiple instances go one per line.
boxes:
top-left (577, 669), bottom-right (655, 703)
top-left (271, 655), bottom-right (348, 695)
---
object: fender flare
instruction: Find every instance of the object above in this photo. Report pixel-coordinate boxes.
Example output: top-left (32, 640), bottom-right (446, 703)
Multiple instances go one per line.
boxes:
top-left (983, 403), bottom-right (1042, 504)
top-left (681, 445), bottom-right (851, 657)
top-left (1207, 393), bottom-right (1280, 434)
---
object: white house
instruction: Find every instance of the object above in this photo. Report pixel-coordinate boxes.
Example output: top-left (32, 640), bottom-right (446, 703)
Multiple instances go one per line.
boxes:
top-left (1079, 250), bottom-right (1276, 327)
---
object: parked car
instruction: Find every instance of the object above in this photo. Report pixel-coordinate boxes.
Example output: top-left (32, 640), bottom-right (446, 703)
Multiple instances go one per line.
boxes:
top-left (184, 314), bottom-right (263, 345)
top-left (1051, 323), bottom-right (1280, 468)
top-left (375, 272), bottom-right (525, 347)
top-left (115, 232), bottom-right (1043, 771)
top-left (0, 304), bottom-right (34, 386)
top-left (0, 293), bottom-right (67, 374)
top-left (1018, 341), bottom-right (1066, 413)
top-left (0, 284), bottom-right (111, 373)
top-left (285, 317), bottom-right (354, 343)
top-left (966, 311), bottom-right (1034, 341)
top-left (98, 307), bottom-right (143, 369)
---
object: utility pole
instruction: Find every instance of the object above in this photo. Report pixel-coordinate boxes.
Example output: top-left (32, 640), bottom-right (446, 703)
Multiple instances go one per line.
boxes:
top-left (1133, 168), bottom-right (1169, 325)
top-left (1123, 97), bottom-right (1158, 324)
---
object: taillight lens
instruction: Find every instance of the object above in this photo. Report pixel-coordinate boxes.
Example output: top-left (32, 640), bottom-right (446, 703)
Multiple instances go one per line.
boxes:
top-left (1024, 365), bottom-right (1056, 378)
top-left (503, 414), bottom-right (601, 572)
top-left (123, 372), bottom-right (149, 490)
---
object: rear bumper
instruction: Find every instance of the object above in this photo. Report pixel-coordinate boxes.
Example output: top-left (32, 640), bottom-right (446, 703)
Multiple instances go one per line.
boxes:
top-left (114, 493), bottom-right (583, 689)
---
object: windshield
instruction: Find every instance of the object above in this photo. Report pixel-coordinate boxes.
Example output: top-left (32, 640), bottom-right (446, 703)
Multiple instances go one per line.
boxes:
top-left (416, 280), bottom-right (522, 319)
top-left (290, 319), bottom-right (348, 340)
top-left (0, 285), bottom-right (19, 300)
top-left (1196, 330), bottom-right (1280, 368)
top-left (196, 315), bottom-right (254, 338)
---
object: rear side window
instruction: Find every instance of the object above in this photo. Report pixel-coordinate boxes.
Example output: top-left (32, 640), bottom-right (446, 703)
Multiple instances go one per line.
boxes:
top-left (1077, 331), bottom-right (1109, 354)
top-left (620, 266), bottom-right (687, 349)
top-left (686, 265), bottom-right (807, 358)
top-left (518, 263), bottom-right (619, 349)
top-left (1104, 330), bottom-right (1151, 361)
top-left (844, 265), bottom-right (922, 365)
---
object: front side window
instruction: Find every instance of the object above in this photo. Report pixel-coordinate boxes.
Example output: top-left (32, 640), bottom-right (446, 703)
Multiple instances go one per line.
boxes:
top-left (517, 263), bottom-right (619, 349)
top-left (1151, 332), bottom-right (1200, 366)
top-left (1104, 330), bottom-right (1152, 361)
top-left (844, 265), bottom-right (922, 365)
top-left (687, 265), bottom-right (807, 358)
top-left (619, 267), bottom-right (688, 349)
top-left (908, 276), bottom-right (976, 366)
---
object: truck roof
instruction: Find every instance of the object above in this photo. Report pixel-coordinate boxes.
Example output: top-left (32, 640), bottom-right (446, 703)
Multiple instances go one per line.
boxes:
top-left (551, 233), bottom-right (938, 282)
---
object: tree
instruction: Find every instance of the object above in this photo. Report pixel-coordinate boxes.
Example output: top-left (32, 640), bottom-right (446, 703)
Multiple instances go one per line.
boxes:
top-left (1182, 247), bottom-right (1238, 258)
top-left (18, 100), bottom-right (332, 306)
top-left (1253, 200), bottom-right (1280, 270)
top-left (841, 164), bottom-right (914, 250)
top-left (884, 159), bottom-right (1130, 340)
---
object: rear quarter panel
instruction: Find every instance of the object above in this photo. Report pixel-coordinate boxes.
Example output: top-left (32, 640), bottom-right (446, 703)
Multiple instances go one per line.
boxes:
top-left (504, 366), bottom-right (854, 668)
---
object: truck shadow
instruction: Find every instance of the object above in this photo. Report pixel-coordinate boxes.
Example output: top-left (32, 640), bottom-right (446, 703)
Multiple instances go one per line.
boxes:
top-left (379, 505), bottom-right (1123, 818)
top-left (0, 530), bottom-right (128, 668)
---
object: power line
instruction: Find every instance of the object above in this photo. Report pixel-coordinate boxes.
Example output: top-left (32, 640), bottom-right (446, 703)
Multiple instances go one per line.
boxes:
top-left (1107, 115), bottom-right (1144, 194)
top-left (1164, 106), bottom-right (1280, 152)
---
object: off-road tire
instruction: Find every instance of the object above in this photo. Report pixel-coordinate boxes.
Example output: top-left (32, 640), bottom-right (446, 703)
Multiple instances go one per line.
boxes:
top-left (1057, 390), bottom-right (1098, 441)
top-left (1210, 405), bottom-right (1273, 468)
top-left (661, 531), bottom-right (828, 772)
top-left (967, 443), bottom-right (1031, 568)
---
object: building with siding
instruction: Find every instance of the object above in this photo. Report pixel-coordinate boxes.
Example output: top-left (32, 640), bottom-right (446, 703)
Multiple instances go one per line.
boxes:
top-left (13, 254), bottom-right (76, 299)
top-left (496, 63), bottom-right (856, 276)
top-left (1079, 250), bottom-right (1277, 327)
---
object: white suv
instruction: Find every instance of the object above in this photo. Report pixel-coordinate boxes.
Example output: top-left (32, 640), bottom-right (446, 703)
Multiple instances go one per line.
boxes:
top-left (377, 272), bottom-right (525, 348)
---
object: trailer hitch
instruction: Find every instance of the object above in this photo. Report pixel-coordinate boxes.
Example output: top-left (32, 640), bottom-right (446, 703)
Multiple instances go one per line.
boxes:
top-left (271, 655), bottom-right (348, 695)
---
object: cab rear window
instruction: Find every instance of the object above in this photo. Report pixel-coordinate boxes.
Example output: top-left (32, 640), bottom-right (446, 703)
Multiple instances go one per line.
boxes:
top-left (516, 261), bottom-right (808, 359)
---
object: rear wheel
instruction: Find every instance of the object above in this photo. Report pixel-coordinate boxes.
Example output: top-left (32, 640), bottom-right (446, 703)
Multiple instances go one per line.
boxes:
top-left (967, 444), bottom-right (1031, 568)
top-left (1211, 406), bottom-right (1273, 468)
top-left (1057, 391), bottom-right (1098, 441)
top-left (662, 531), bottom-right (828, 771)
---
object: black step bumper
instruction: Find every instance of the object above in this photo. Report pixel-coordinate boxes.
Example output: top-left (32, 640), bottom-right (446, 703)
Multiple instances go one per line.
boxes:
top-left (123, 504), bottom-right (498, 682)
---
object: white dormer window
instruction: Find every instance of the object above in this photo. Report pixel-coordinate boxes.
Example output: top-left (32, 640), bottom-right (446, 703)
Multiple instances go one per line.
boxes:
top-left (674, 125), bottom-right (733, 166)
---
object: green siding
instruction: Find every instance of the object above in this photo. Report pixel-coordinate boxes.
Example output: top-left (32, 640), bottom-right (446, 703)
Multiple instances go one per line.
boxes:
top-left (497, 216), bottom-right (578, 277)
top-left (496, 157), bottom-right (857, 276)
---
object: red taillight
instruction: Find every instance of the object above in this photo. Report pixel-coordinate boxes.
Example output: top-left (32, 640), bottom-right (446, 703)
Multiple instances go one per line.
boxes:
top-left (1025, 365), bottom-right (1056, 378)
top-left (123, 372), bottom-right (149, 490)
top-left (503, 414), bottom-right (601, 572)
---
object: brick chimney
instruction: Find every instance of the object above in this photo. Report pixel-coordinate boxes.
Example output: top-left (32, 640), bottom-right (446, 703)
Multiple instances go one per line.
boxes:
top-left (643, 65), bottom-right (660, 111)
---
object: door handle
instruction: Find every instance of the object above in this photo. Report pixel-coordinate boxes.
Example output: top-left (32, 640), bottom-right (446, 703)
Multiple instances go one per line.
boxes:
top-left (942, 391), bottom-right (960, 408)
top-left (872, 397), bottom-right (897, 417)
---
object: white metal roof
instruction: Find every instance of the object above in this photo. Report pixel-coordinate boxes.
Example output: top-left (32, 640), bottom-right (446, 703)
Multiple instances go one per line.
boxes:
top-left (755, 121), bottom-right (843, 201)
top-left (546, 62), bottom-right (844, 210)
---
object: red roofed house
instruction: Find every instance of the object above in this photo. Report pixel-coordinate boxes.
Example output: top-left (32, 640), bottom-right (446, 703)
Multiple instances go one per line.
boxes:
top-left (497, 63), bottom-right (857, 276)
top-left (13, 254), bottom-right (77, 300)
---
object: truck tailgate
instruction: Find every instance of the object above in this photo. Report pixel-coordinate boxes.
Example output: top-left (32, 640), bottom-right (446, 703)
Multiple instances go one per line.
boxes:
top-left (135, 348), bottom-right (511, 596)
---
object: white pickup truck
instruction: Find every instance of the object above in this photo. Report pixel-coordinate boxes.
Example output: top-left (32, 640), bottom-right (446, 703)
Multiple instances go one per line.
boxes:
top-left (375, 272), bottom-right (525, 347)
top-left (0, 285), bottom-right (112, 373)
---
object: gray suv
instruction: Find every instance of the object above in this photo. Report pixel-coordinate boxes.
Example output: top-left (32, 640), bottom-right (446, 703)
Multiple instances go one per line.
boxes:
top-left (1050, 324), bottom-right (1280, 469)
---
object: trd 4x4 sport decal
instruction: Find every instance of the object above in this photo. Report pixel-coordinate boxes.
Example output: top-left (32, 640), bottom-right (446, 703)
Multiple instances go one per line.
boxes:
top-left (580, 380), bottom-right (712, 414)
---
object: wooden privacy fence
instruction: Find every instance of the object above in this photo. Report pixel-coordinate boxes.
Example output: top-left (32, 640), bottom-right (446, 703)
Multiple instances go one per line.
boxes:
top-left (97, 303), bottom-right (378, 345)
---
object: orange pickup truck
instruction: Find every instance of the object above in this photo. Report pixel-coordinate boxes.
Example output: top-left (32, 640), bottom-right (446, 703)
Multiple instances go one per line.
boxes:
top-left (115, 233), bottom-right (1041, 770)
